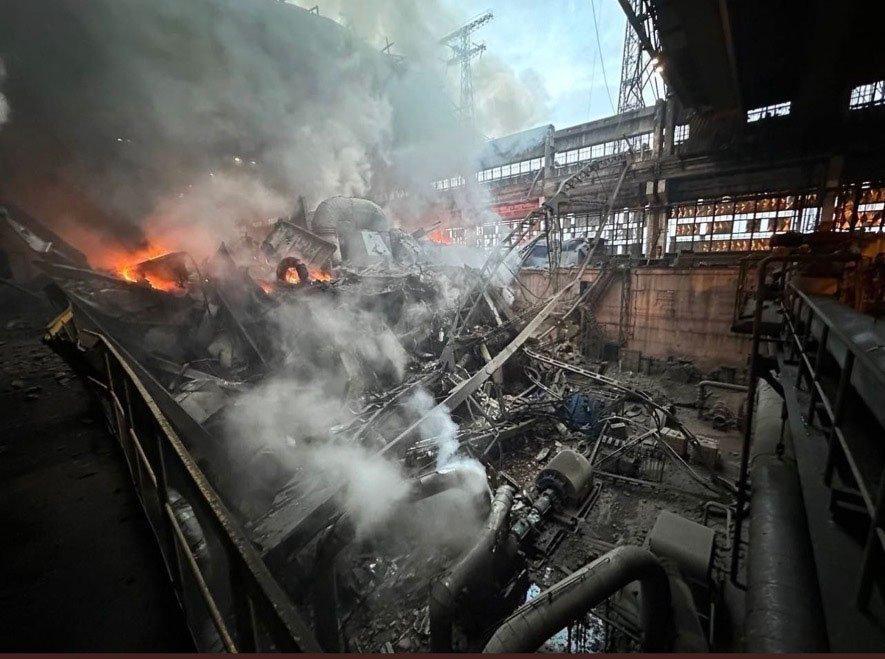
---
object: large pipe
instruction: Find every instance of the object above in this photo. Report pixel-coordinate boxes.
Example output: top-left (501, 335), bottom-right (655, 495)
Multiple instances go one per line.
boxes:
top-left (661, 559), bottom-right (708, 652)
top-left (430, 484), bottom-right (516, 651)
top-left (731, 252), bottom-right (855, 582)
top-left (744, 381), bottom-right (827, 651)
top-left (483, 546), bottom-right (672, 653)
top-left (314, 467), bottom-right (488, 652)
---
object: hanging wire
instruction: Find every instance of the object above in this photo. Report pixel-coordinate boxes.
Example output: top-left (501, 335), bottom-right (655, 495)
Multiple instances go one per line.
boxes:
top-left (590, 0), bottom-right (617, 114)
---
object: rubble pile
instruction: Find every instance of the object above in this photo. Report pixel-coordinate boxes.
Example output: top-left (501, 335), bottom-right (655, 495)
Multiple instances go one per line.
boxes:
top-left (8, 199), bottom-right (741, 652)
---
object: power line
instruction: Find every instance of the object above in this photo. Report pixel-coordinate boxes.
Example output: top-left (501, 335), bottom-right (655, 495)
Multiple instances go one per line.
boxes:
top-left (589, 0), bottom-right (616, 114)
top-left (440, 11), bottom-right (494, 127)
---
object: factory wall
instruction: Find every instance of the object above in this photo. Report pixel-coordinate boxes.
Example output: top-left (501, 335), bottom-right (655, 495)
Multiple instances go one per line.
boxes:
top-left (517, 265), bottom-right (751, 372)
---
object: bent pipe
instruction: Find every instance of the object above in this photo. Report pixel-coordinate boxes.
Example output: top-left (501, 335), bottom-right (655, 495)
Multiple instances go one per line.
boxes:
top-left (429, 484), bottom-right (516, 651)
top-left (661, 559), bottom-right (708, 652)
top-left (482, 546), bottom-right (672, 653)
top-left (314, 467), bottom-right (489, 652)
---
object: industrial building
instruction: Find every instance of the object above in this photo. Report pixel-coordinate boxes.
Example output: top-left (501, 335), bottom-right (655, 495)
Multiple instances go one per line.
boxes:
top-left (0, 0), bottom-right (883, 653)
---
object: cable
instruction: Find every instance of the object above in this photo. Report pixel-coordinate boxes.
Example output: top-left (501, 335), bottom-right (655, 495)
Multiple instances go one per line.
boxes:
top-left (590, 0), bottom-right (616, 114)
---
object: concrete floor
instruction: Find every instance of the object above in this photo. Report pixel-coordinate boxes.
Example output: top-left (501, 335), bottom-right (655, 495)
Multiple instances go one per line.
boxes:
top-left (0, 291), bottom-right (192, 651)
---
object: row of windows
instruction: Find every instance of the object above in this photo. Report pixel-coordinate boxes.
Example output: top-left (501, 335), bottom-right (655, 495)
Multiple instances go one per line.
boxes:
top-left (477, 157), bottom-right (544, 182)
top-left (431, 175), bottom-right (466, 190)
top-left (553, 132), bottom-right (654, 167)
top-left (747, 101), bottom-right (792, 123)
top-left (432, 157), bottom-right (544, 190)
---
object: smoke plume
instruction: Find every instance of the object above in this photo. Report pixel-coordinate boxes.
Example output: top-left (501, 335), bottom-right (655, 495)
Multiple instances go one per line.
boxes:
top-left (0, 0), bottom-right (548, 264)
top-left (222, 280), bottom-right (485, 544)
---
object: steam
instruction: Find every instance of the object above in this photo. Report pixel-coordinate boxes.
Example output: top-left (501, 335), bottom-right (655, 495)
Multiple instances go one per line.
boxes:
top-left (0, 58), bottom-right (8, 127)
top-left (226, 376), bottom-right (412, 537)
top-left (223, 278), bottom-right (484, 543)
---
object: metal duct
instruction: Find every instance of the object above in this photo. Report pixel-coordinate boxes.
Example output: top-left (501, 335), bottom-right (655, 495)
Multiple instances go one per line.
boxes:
top-left (429, 484), bottom-right (516, 651)
top-left (310, 196), bottom-right (389, 262)
top-left (482, 546), bottom-right (673, 653)
top-left (744, 381), bottom-right (827, 651)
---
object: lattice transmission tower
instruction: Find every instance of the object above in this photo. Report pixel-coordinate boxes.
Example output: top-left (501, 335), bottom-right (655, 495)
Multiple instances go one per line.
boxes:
top-left (616, 0), bottom-right (664, 113)
top-left (440, 12), bottom-right (494, 126)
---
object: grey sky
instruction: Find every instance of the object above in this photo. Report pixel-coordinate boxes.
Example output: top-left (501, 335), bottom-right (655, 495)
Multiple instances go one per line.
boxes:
top-left (442, 0), bottom-right (627, 131)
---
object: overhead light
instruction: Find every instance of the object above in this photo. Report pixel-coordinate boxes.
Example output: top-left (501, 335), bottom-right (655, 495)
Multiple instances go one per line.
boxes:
top-left (649, 56), bottom-right (659, 67)
top-left (655, 64), bottom-right (664, 74)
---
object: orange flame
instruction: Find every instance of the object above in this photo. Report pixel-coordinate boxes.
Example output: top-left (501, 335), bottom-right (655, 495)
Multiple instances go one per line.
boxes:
top-left (113, 243), bottom-right (183, 292)
top-left (427, 228), bottom-right (452, 245)
top-left (282, 266), bottom-right (301, 285)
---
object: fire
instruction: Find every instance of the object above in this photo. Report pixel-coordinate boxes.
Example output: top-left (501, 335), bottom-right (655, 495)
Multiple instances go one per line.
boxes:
top-left (310, 269), bottom-right (332, 282)
top-left (427, 228), bottom-right (452, 245)
top-left (282, 266), bottom-right (301, 285)
top-left (112, 243), bottom-right (183, 292)
top-left (281, 267), bottom-right (332, 285)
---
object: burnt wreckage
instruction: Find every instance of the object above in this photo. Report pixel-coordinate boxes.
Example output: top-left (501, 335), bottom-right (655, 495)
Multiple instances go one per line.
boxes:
top-left (8, 195), bottom-right (740, 652)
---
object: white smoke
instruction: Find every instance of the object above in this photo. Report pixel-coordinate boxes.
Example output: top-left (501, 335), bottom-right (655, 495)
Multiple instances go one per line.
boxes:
top-left (0, 58), bottom-right (8, 127)
top-left (406, 387), bottom-right (486, 478)
top-left (225, 375), bottom-right (412, 538)
top-left (223, 280), bottom-right (485, 542)
top-left (293, 0), bottom-right (551, 140)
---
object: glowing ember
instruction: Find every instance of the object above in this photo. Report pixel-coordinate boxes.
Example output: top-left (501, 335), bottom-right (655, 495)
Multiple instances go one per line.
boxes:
top-left (427, 228), bottom-right (452, 245)
top-left (283, 266), bottom-right (301, 285)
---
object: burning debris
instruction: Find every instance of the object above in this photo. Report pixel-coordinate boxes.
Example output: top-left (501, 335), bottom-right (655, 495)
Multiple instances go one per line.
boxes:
top-left (5, 194), bottom-right (742, 653)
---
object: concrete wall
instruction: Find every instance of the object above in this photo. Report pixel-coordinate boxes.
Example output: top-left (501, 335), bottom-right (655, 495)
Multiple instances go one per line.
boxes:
top-left (516, 265), bottom-right (751, 372)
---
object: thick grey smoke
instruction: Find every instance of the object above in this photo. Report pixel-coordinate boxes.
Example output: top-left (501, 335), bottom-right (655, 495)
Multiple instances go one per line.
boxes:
top-left (295, 0), bottom-right (551, 139)
top-left (0, 0), bottom-right (511, 263)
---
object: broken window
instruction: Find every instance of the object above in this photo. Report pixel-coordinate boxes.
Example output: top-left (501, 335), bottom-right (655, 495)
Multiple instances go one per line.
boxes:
top-left (674, 124), bottom-right (690, 145)
top-left (746, 101), bottom-right (791, 123)
top-left (849, 80), bottom-right (885, 110)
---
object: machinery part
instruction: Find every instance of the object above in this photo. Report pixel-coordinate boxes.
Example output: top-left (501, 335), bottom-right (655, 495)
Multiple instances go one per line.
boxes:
top-left (167, 489), bottom-right (210, 569)
top-left (647, 510), bottom-right (715, 587)
top-left (314, 468), bottom-right (491, 652)
top-left (408, 467), bottom-right (490, 513)
top-left (661, 559), bottom-right (709, 652)
top-left (311, 196), bottom-right (389, 262)
top-left (482, 545), bottom-right (673, 652)
top-left (536, 449), bottom-right (592, 503)
top-left (430, 485), bottom-right (516, 651)
top-left (744, 381), bottom-right (827, 651)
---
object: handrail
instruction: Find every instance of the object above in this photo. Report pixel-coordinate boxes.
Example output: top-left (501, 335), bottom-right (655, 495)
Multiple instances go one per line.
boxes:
top-left (730, 252), bottom-right (857, 587)
top-left (49, 299), bottom-right (320, 652)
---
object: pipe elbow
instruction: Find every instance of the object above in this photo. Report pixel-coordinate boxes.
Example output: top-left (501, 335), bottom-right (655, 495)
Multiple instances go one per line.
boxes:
top-left (483, 546), bottom-right (672, 653)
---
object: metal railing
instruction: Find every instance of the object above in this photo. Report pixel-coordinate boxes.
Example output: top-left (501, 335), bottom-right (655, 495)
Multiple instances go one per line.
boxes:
top-left (781, 283), bottom-right (885, 608)
top-left (46, 304), bottom-right (320, 652)
top-left (730, 253), bottom-right (856, 585)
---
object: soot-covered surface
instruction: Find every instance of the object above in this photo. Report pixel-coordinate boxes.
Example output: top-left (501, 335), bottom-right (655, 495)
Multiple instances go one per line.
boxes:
top-left (0, 291), bottom-right (191, 651)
